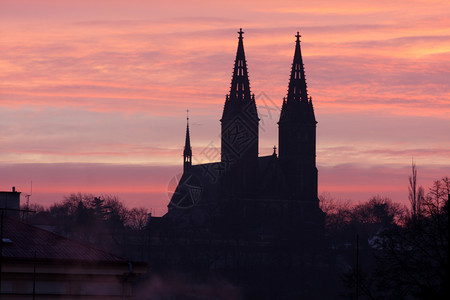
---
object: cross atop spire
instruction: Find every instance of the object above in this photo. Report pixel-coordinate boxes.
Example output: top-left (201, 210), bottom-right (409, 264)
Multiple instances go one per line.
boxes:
top-left (295, 31), bottom-right (301, 42)
top-left (238, 28), bottom-right (244, 39)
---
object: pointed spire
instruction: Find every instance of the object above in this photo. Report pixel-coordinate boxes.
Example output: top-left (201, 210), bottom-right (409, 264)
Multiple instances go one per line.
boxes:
top-left (279, 32), bottom-right (316, 124)
top-left (222, 28), bottom-right (258, 122)
top-left (183, 109), bottom-right (192, 170)
top-left (221, 29), bottom-right (259, 165)
top-left (229, 28), bottom-right (252, 102)
top-left (286, 31), bottom-right (308, 103)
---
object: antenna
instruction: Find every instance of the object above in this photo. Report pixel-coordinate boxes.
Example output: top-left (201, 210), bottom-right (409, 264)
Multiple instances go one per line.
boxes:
top-left (24, 181), bottom-right (32, 221)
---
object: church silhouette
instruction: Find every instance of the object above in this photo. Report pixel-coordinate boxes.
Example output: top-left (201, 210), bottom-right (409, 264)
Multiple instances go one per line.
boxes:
top-left (163, 29), bottom-right (324, 237)
top-left (143, 29), bottom-right (331, 300)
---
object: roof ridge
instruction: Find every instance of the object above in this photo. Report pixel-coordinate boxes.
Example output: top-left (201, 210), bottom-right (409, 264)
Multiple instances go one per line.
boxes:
top-left (4, 216), bottom-right (126, 262)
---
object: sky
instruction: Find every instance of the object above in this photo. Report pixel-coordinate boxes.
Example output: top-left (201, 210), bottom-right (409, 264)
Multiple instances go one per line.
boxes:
top-left (1, 0), bottom-right (449, 215)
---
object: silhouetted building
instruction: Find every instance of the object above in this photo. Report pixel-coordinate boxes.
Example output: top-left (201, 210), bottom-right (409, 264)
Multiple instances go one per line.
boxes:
top-left (1, 216), bottom-right (147, 299)
top-left (164, 29), bottom-right (324, 238)
top-left (0, 187), bottom-right (20, 219)
top-left (144, 30), bottom-right (333, 300)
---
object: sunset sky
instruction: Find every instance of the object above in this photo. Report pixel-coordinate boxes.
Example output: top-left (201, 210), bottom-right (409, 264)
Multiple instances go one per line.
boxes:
top-left (1, 0), bottom-right (449, 215)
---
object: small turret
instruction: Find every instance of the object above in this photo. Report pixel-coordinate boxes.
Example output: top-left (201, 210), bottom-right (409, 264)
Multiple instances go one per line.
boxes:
top-left (183, 110), bottom-right (192, 171)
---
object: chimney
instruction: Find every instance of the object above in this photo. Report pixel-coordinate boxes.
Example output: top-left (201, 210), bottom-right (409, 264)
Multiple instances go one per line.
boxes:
top-left (12, 186), bottom-right (16, 192)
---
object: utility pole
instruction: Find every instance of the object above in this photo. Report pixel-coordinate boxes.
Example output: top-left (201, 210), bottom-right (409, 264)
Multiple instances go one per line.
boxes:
top-left (0, 210), bottom-right (3, 294)
top-left (356, 234), bottom-right (359, 300)
top-left (33, 251), bottom-right (36, 300)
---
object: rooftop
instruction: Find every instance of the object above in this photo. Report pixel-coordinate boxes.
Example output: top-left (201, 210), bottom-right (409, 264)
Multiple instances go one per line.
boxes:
top-left (2, 216), bottom-right (126, 263)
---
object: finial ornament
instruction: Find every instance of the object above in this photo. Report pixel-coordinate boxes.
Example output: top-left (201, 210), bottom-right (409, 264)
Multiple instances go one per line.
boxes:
top-left (238, 28), bottom-right (244, 39)
top-left (295, 31), bottom-right (301, 42)
top-left (186, 108), bottom-right (189, 121)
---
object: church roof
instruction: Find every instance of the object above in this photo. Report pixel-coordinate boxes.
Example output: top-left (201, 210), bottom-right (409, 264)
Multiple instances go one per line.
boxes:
top-left (167, 154), bottom-right (290, 212)
top-left (168, 162), bottom-right (222, 211)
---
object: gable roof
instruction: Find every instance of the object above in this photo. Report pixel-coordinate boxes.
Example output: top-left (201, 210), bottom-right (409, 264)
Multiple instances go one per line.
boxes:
top-left (2, 216), bottom-right (125, 263)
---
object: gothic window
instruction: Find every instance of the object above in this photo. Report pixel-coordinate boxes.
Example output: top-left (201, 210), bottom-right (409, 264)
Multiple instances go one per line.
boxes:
top-left (237, 60), bottom-right (244, 76)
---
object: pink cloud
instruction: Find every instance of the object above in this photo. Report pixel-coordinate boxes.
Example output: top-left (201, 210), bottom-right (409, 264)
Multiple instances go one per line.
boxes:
top-left (1, 163), bottom-right (447, 216)
top-left (0, 163), bottom-right (181, 215)
top-left (319, 164), bottom-right (449, 206)
top-left (1, 0), bottom-right (449, 214)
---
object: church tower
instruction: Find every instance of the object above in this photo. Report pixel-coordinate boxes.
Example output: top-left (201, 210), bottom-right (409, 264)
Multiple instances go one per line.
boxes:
top-left (221, 28), bottom-right (259, 195)
top-left (183, 112), bottom-right (192, 171)
top-left (220, 28), bottom-right (259, 197)
top-left (278, 32), bottom-right (318, 201)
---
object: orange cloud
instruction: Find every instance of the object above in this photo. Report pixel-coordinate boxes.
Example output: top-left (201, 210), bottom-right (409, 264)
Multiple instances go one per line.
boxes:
top-left (1, 0), bottom-right (449, 210)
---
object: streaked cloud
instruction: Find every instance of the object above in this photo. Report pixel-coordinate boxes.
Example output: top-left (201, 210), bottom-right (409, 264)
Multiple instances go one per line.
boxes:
top-left (0, 0), bottom-right (449, 213)
top-left (1, 163), bottom-right (446, 216)
top-left (0, 163), bottom-right (180, 215)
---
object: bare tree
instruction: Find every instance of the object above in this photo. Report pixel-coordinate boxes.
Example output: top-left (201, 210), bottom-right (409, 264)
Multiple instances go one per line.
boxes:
top-left (422, 178), bottom-right (448, 217)
top-left (355, 175), bottom-right (450, 300)
top-left (319, 192), bottom-right (352, 229)
top-left (127, 207), bottom-right (149, 231)
top-left (441, 176), bottom-right (450, 196)
top-left (352, 196), bottom-right (406, 226)
top-left (408, 161), bottom-right (424, 217)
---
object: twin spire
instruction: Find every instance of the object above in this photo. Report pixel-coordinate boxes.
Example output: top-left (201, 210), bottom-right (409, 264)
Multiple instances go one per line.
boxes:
top-left (184, 30), bottom-right (314, 167)
top-left (287, 32), bottom-right (308, 103)
top-left (229, 29), bottom-right (308, 104)
top-left (229, 28), bottom-right (252, 102)
top-left (222, 28), bottom-right (258, 122)
top-left (279, 31), bottom-right (315, 124)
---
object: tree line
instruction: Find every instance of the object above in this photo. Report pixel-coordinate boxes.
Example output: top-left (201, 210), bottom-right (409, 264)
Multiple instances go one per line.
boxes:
top-left (21, 172), bottom-right (448, 299)
top-left (320, 174), bottom-right (449, 299)
top-left (22, 193), bottom-right (149, 258)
